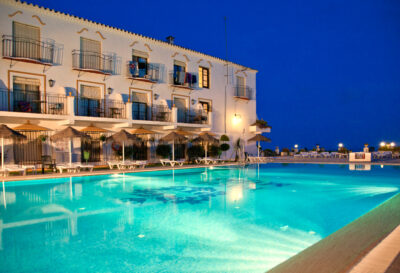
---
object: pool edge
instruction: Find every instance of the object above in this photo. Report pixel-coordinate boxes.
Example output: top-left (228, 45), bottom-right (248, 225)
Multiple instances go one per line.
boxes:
top-left (266, 193), bottom-right (400, 273)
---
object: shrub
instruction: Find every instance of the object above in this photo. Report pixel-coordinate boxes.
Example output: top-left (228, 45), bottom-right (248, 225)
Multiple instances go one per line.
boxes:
top-left (220, 143), bottom-right (230, 152)
top-left (209, 144), bottom-right (222, 158)
top-left (187, 145), bottom-right (205, 161)
top-left (220, 134), bottom-right (230, 142)
top-left (156, 144), bottom-right (171, 158)
top-left (99, 134), bottom-right (106, 142)
top-left (263, 149), bottom-right (275, 157)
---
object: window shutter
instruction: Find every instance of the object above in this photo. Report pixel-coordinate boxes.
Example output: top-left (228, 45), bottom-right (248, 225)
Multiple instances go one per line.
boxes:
top-left (80, 37), bottom-right (101, 53)
top-left (13, 21), bottom-right (40, 41)
top-left (131, 92), bottom-right (148, 103)
top-left (81, 85), bottom-right (102, 99)
top-left (132, 50), bottom-right (149, 59)
top-left (13, 76), bottom-right (41, 86)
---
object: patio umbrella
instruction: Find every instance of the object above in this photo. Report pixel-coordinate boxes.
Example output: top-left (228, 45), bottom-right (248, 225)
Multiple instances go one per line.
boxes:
top-left (107, 130), bottom-right (140, 163)
top-left (0, 124), bottom-right (26, 169)
top-left (247, 134), bottom-right (271, 159)
top-left (160, 132), bottom-right (187, 161)
top-left (174, 128), bottom-right (196, 136)
top-left (131, 127), bottom-right (157, 135)
top-left (50, 126), bottom-right (90, 166)
top-left (13, 120), bottom-right (52, 132)
top-left (193, 132), bottom-right (218, 159)
top-left (80, 124), bottom-right (109, 133)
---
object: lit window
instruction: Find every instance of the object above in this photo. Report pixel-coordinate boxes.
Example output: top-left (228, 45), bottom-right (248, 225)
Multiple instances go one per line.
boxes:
top-left (199, 67), bottom-right (209, 88)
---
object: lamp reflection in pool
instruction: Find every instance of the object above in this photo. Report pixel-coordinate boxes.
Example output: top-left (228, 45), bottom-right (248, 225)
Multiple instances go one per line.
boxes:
top-left (228, 185), bottom-right (243, 203)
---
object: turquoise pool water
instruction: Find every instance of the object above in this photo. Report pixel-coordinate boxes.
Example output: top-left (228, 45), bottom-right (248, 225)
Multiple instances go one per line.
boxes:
top-left (1, 164), bottom-right (399, 272)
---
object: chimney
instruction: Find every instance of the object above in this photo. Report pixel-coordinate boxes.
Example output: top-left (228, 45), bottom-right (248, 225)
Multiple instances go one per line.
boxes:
top-left (166, 36), bottom-right (175, 44)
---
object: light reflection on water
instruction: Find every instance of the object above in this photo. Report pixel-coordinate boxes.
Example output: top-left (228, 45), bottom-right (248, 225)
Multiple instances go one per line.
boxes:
top-left (0, 164), bottom-right (399, 272)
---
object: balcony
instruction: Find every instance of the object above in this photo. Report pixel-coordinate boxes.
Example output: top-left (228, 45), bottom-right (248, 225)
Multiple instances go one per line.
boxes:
top-left (72, 50), bottom-right (121, 75)
top-left (234, 85), bottom-right (253, 100)
top-left (170, 71), bottom-right (197, 90)
top-left (2, 35), bottom-right (63, 65)
top-left (127, 62), bottom-right (162, 83)
top-left (76, 97), bottom-right (126, 119)
top-left (176, 108), bottom-right (208, 124)
top-left (131, 104), bottom-right (171, 122)
top-left (0, 88), bottom-right (67, 115)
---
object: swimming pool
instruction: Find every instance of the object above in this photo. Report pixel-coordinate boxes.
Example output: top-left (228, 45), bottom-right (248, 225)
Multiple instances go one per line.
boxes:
top-left (1, 164), bottom-right (399, 272)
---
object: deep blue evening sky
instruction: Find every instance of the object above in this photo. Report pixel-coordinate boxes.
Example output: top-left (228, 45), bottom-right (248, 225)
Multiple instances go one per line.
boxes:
top-left (30, 0), bottom-right (400, 151)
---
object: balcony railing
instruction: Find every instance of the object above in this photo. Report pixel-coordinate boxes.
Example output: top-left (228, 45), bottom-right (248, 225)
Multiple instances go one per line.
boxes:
top-left (176, 108), bottom-right (208, 124)
top-left (0, 88), bottom-right (67, 115)
top-left (72, 50), bottom-right (121, 75)
top-left (76, 97), bottom-right (126, 119)
top-left (170, 71), bottom-right (197, 89)
top-left (131, 104), bottom-right (171, 122)
top-left (127, 62), bottom-right (162, 82)
top-left (2, 35), bottom-right (63, 65)
top-left (234, 85), bottom-right (253, 100)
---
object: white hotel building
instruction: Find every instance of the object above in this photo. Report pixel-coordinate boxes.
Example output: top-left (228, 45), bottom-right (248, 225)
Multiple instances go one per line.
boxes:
top-left (0, 0), bottom-right (270, 164)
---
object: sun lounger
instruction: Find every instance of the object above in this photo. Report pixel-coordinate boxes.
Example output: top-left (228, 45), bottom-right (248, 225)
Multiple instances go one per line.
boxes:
top-left (107, 161), bottom-right (120, 170)
top-left (134, 160), bottom-right (147, 168)
top-left (160, 159), bottom-right (184, 167)
top-left (0, 164), bottom-right (27, 177)
top-left (57, 164), bottom-right (80, 173)
top-left (76, 164), bottom-right (94, 172)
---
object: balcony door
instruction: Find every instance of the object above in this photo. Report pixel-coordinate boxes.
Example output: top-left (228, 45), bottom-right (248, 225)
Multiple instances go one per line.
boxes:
top-left (174, 97), bottom-right (188, 123)
top-left (132, 92), bottom-right (148, 120)
top-left (80, 37), bottom-right (101, 70)
top-left (79, 85), bottom-right (102, 117)
top-left (12, 21), bottom-right (40, 60)
top-left (13, 76), bottom-right (41, 113)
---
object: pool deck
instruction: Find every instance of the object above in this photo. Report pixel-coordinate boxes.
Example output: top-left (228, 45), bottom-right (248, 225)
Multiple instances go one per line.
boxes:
top-left (267, 193), bottom-right (400, 273)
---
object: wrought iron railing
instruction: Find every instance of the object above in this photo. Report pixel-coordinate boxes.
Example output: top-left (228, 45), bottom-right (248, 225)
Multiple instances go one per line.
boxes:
top-left (0, 88), bottom-right (67, 115)
top-left (176, 108), bottom-right (208, 124)
top-left (151, 105), bottom-right (171, 122)
top-left (76, 97), bottom-right (126, 118)
top-left (127, 62), bottom-right (162, 82)
top-left (2, 35), bottom-right (63, 65)
top-left (72, 50), bottom-right (121, 75)
top-left (234, 85), bottom-right (253, 100)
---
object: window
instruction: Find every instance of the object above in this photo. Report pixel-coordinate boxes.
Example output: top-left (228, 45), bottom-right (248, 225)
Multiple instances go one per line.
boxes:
top-left (132, 92), bottom-right (148, 120)
top-left (12, 21), bottom-right (40, 59)
top-left (173, 60), bottom-right (186, 85)
top-left (79, 84), bottom-right (102, 117)
top-left (198, 67), bottom-right (210, 88)
top-left (132, 56), bottom-right (148, 77)
top-left (13, 76), bottom-right (41, 113)
top-left (199, 101), bottom-right (210, 113)
top-left (80, 37), bottom-right (101, 70)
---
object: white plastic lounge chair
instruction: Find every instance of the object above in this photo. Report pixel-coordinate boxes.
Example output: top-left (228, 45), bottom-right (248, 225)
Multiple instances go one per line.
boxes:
top-left (57, 164), bottom-right (80, 173)
top-left (77, 164), bottom-right (94, 172)
top-left (160, 159), bottom-right (184, 167)
top-left (107, 161), bottom-right (120, 170)
top-left (0, 164), bottom-right (27, 177)
top-left (134, 160), bottom-right (147, 168)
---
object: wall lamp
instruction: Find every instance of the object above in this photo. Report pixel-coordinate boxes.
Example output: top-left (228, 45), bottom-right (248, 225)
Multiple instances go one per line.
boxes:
top-left (48, 79), bottom-right (55, 87)
top-left (107, 87), bottom-right (113, 94)
top-left (154, 93), bottom-right (159, 100)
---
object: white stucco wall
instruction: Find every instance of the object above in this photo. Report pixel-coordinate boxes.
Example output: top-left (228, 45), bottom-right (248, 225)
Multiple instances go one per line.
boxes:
top-left (0, 0), bottom-right (260, 160)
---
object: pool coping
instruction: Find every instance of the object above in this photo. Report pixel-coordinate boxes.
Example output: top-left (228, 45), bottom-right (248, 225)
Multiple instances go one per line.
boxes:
top-left (266, 193), bottom-right (400, 273)
top-left (2, 161), bottom-right (400, 183)
top-left (1, 162), bottom-right (241, 182)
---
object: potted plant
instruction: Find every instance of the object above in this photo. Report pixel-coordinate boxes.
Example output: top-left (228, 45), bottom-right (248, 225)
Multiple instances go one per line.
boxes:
top-left (38, 135), bottom-right (48, 142)
top-left (99, 134), bottom-right (106, 142)
top-left (83, 150), bottom-right (90, 164)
